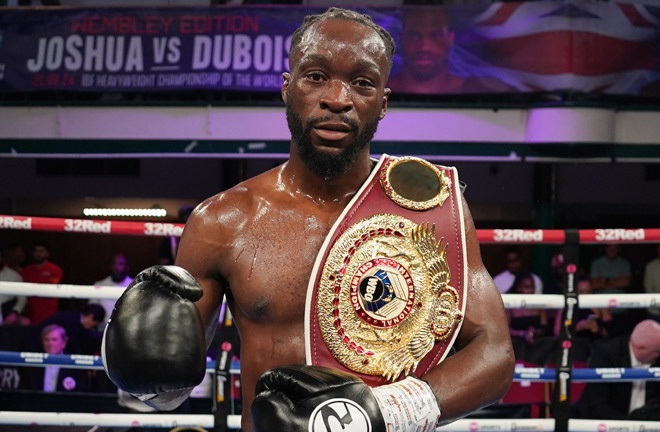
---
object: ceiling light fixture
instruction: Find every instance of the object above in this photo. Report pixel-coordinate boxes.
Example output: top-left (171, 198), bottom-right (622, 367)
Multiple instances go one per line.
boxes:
top-left (83, 208), bottom-right (168, 218)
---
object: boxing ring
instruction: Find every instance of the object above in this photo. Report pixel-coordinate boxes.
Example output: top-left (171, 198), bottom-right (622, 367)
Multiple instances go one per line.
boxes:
top-left (1, 215), bottom-right (660, 432)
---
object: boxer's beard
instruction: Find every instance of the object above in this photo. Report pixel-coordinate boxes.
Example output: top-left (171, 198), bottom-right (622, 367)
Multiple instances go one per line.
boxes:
top-left (287, 106), bottom-right (379, 179)
top-left (408, 56), bottom-right (448, 82)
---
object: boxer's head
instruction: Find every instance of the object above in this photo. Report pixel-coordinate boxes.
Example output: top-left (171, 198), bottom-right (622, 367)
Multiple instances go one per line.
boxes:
top-left (282, 8), bottom-right (394, 179)
top-left (399, 6), bottom-right (455, 81)
top-left (288, 8), bottom-right (395, 77)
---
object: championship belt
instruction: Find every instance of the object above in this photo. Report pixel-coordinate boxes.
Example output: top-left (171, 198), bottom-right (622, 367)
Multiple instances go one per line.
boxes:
top-left (305, 154), bottom-right (467, 387)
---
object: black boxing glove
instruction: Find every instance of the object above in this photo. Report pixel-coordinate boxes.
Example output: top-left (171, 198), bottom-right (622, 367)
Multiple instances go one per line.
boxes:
top-left (251, 365), bottom-right (441, 432)
top-left (102, 265), bottom-right (206, 411)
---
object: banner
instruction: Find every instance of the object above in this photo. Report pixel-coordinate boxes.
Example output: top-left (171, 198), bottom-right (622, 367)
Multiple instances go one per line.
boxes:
top-left (454, 1), bottom-right (660, 96)
top-left (0, 7), bottom-right (309, 92)
top-left (0, 3), bottom-right (659, 96)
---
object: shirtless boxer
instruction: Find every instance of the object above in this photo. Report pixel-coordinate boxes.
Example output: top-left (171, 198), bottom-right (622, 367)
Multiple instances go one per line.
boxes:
top-left (103, 8), bottom-right (514, 432)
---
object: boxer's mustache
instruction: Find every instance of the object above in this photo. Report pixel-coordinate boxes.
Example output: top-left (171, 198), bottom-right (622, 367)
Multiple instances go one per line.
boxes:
top-left (308, 115), bottom-right (358, 130)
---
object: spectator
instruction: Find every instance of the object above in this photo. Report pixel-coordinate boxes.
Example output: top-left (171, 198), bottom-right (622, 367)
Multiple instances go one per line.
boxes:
top-left (578, 319), bottom-right (660, 420)
top-left (544, 251), bottom-right (565, 296)
top-left (22, 241), bottom-right (63, 325)
top-left (590, 243), bottom-right (631, 294)
top-left (0, 242), bottom-right (29, 326)
top-left (507, 272), bottom-right (549, 346)
top-left (89, 252), bottom-right (133, 330)
top-left (18, 324), bottom-right (90, 392)
top-left (493, 246), bottom-right (544, 294)
top-left (589, 243), bottom-right (633, 336)
top-left (643, 243), bottom-right (660, 322)
top-left (39, 303), bottom-right (105, 355)
top-left (553, 276), bottom-right (611, 342)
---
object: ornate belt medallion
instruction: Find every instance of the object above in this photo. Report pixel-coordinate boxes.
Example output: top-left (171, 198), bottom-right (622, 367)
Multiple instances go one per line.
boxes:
top-left (317, 213), bottom-right (463, 382)
top-left (380, 156), bottom-right (451, 211)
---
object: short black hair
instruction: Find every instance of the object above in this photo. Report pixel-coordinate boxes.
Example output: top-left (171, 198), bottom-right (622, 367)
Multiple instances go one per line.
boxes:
top-left (401, 5), bottom-right (452, 30)
top-left (289, 7), bottom-right (396, 73)
top-left (33, 240), bottom-right (50, 251)
top-left (82, 303), bottom-right (106, 323)
top-left (510, 271), bottom-right (535, 293)
top-left (2, 242), bottom-right (23, 255)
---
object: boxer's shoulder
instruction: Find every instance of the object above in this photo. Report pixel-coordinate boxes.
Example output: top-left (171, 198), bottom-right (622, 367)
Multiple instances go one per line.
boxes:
top-left (193, 178), bottom-right (269, 223)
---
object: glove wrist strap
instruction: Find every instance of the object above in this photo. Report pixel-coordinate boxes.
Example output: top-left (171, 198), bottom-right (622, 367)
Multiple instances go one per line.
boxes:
top-left (371, 376), bottom-right (441, 432)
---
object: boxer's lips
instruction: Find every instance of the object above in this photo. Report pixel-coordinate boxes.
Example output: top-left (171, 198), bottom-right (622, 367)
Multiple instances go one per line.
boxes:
top-left (412, 57), bottom-right (436, 68)
top-left (313, 123), bottom-right (353, 141)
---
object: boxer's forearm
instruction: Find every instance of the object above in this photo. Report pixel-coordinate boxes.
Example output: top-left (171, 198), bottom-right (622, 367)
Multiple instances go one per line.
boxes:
top-left (421, 266), bottom-right (515, 425)
top-left (436, 200), bottom-right (515, 423)
top-left (424, 329), bottom-right (514, 425)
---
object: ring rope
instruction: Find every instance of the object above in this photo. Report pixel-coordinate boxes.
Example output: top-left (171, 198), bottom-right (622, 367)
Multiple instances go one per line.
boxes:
top-left (0, 412), bottom-right (659, 432)
top-left (3, 281), bottom-right (660, 310)
top-left (0, 281), bottom-right (123, 300)
top-left (0, 214), bottom-right (184, 237)
top-left (0, 350), bottom-right (236, 373)
top-left (501, 293), bottom-right (660, 310)
top-left (1, 350), bottom-right (657, 383)
top-left (0, 411), bottom-right (218, 429)
top-left (2, 214), bottom-right (660, 244)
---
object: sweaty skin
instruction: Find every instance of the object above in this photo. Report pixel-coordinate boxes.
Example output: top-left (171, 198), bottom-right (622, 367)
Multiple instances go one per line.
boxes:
top-left (175, 16), bottom-right (514, 432)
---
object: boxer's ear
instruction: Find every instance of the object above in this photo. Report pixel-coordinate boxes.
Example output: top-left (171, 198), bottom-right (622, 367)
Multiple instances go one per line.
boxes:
top-left (282, 73), bottom-right (290, 103)
top-left (379, 87), bottom-right (390, 120)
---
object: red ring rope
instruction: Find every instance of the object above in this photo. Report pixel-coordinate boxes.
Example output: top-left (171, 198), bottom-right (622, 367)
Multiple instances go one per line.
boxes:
top-left (2, 214), bottom-right (660, 244)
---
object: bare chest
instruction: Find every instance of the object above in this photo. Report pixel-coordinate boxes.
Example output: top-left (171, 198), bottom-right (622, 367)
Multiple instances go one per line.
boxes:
top-left (224, 208), bottom-right (335, 323)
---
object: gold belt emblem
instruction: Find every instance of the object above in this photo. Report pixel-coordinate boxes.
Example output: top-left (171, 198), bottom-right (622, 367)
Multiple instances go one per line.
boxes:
top-left (317, 213), bottom-right (463, 382)
top-left (380, 156), bottom-right (451, 211)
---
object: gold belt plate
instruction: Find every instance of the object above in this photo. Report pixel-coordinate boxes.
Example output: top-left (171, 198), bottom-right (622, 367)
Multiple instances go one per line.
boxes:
top-left (380, 156), bottom-right (451, 211)
top-left (317, 213), bottom-right (463, 382)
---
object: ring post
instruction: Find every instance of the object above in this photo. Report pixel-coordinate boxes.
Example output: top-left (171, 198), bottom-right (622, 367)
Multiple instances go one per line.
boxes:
top-left (552, 229), bottom-right (579, 432)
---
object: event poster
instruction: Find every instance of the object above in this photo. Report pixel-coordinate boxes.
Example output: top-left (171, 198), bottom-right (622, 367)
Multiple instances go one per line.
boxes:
top-left (0, 2), bottom-right (660, 96)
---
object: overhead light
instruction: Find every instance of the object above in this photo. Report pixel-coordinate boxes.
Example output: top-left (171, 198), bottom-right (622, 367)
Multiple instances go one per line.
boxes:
top-left (83, 208), bottom-right (168, 218)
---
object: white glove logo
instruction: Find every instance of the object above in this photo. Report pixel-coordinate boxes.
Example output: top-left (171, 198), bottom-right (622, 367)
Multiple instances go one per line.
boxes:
top-left (308, 398), bottom-right (372, 432)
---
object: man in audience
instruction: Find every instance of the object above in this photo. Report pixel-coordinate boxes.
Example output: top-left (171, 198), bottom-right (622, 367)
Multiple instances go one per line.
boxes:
top-left (90, 252), bottom-right (133, 330)
top-left (0, 242), bottom-right (29, 326)
top-left (19, 324), bottom-right (90, 392)
top-left (644, 243), bottom-right (660, 322)
top-left (39, 304), bottom-right (105, 355)
top-left (590, 243), bottom-right (631, 294)
top-left (578, 319), bottom-right (660, 420)
top-left (589, 243), bottom-right (633, 336)
top-left (22, 241), bottom-right (63, 325)
top-left (493, 246), bottom-right (543, 294)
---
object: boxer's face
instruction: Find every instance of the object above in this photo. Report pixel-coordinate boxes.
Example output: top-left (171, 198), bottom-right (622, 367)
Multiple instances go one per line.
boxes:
top-left (401, 10), bottom-right (454, 81)
top-left (283, 18), bottom-right (390, 178)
